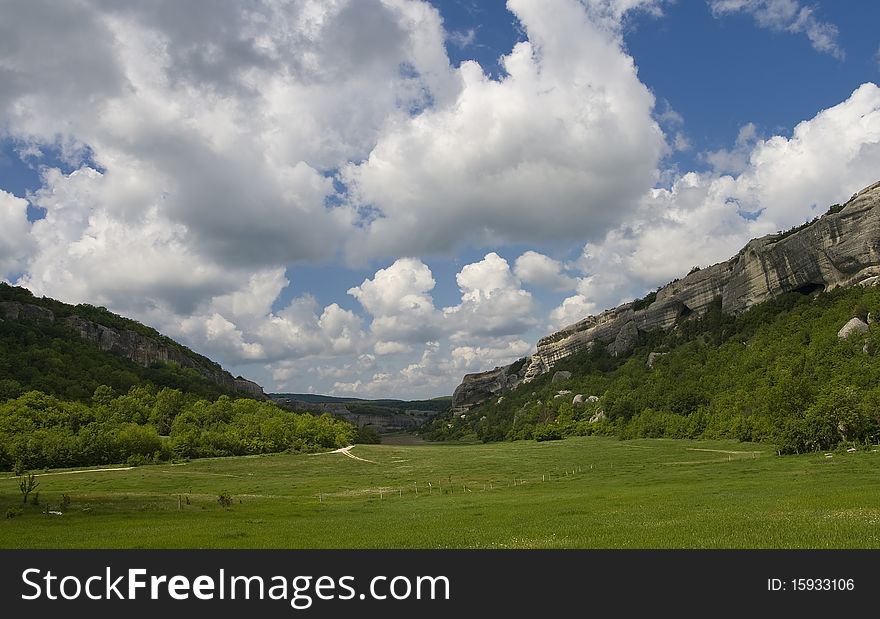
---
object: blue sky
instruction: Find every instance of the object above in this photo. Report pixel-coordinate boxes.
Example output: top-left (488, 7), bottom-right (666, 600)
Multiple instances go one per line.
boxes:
top-left (1, 0), bottom-right (879, 398)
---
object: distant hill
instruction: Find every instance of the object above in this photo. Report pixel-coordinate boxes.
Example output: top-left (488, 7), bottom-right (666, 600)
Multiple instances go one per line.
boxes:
top-left (271, 393), bottom-right (451, 434)
top-left (274, 393), bottom-right (452, 410)
top-left (0, 283), bottom-right (264, 402)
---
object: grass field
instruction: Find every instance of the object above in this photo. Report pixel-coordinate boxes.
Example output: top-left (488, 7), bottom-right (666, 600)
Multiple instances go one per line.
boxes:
top-left (1, 436), bottom-right (879, 548)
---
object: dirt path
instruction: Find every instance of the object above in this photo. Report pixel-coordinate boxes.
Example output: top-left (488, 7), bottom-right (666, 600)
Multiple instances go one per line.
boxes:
top-left (330, 445), bottom-right (377, 464)
top-left (5, 466), bottom-right (136, 479)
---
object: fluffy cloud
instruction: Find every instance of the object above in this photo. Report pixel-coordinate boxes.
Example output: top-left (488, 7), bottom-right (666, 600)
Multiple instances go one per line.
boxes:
top-left (444, 253), bottom-right (537, 341)
top-left (330, 342), bottom-right (453, 397)
top-left (549, 293), bottom-right (599, 329)
top-left (1, 0), bottom-right (459, 289)
top-left (342, 0), bottom-right (665, 258)
top-left (514, 251), bottom-right (578, 292)
top-left (709, 0), bottom-right (844, 59)
top-left (450, 339), bottom-right (532, 372)
top-left (347, 257), bottom-right (443, 351)
top-left (0, 190), bottom-right (33, 275)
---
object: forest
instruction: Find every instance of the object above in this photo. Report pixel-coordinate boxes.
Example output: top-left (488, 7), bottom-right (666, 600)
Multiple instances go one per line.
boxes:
top-left (0, 386), bottom-right (355, 472)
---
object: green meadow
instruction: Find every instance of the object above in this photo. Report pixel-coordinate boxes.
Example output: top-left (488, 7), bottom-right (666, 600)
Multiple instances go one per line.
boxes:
top-left (1, 436), bottom-right (879, 548)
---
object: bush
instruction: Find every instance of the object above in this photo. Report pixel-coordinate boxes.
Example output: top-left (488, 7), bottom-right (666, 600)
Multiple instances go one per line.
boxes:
top-left (533, 425), bottom-right (563, 442)
top-left (217, 491), bottom-right (233, 508)
top-left (6, 506), bottom-right (23, 519)
top-left (126, 454), bottom-right (149, 467)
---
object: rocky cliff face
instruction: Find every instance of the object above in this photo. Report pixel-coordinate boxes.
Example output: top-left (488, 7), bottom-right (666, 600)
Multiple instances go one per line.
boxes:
top-left (1, 303), bottom-right (266, 399)
top-left (451, 363), bottom-right (528, 415)
top-left (453, 180), bottom-right (880, 411)
top-left (0, 301), bottom-right (56, 323)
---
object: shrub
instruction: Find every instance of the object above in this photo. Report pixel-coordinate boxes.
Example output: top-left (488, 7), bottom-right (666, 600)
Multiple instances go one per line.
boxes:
top-left (217, 491), bottom-right (233, 508)
top-left (533, 425), bottom-right (563, 442)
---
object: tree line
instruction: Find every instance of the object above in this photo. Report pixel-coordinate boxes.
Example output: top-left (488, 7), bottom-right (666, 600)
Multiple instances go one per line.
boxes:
top-left (0, 386), bottom-right (356, 471)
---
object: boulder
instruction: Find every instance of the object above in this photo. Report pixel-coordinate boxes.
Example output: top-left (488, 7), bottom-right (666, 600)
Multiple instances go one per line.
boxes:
top-left (551, 371), bottom-right (572, 383)
top-left (608, 320), bottom-right (638, 357)
top-left (589, 410), bottom-right (606, 424)
top-left (572, 394), bottom-right (585, 405)
top-left (587, 395), bottom-right (599, 403)
top-left (838, 317), bottom-right (869, 339)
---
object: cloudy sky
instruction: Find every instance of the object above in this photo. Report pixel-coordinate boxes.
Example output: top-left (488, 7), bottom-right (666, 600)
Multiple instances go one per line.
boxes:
top-left (2, 0), bottom-right (879, 399)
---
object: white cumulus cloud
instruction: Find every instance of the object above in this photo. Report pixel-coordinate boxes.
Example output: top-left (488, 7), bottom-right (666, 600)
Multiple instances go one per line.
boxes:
top-left (514, 251), bottom-right (578, 292)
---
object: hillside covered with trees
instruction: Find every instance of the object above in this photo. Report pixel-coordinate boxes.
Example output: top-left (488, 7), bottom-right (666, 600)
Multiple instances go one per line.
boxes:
top-left (425, 285), bottom-right (880, 454)
top-left (0, 283), bottom-right (243, 401)
top-left (0, 283), bottom-right (356, 471)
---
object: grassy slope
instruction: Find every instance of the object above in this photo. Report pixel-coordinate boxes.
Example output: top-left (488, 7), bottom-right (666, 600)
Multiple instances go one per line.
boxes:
top-left (2, 436), bottom-right (878, 549)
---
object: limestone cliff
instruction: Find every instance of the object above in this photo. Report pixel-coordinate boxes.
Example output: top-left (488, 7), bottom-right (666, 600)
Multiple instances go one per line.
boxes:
top-left (453, 180), bottom-right (880, 411)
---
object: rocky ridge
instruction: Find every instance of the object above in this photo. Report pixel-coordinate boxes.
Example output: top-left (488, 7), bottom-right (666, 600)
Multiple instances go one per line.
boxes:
top-left (452, 180), bottom-right (880, 413)
top-left (0, 301), bottom-right (266, 399)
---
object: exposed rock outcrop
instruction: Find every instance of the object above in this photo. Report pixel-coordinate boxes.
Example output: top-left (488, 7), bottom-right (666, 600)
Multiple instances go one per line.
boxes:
top-left (451, 363), bottom-right (527, 414)
top-left (452, 181), bottom-right (880, 412)
top-left (551, 371), bottom-right (572, 383)
top-left (838, 317), bottom-right (869, 339)
top-left (62, 315), bottom-right (258, 395)
top-left (608, 320), bottom-right (638, 357)
top-left (0, 301), bottom-right (55, 323)
top-left (234, 378), bottom-right (267, 399)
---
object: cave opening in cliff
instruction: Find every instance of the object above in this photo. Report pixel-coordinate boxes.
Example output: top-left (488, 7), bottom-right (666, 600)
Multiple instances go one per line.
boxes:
top-left (793, 282), bottom-right (825, 296)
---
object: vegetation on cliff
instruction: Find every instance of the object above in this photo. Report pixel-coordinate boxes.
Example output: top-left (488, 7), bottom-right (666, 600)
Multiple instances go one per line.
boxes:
top-left (0, 283), bottom-right (356, 471)
top-left (0, 283), bottom-right (239, 401)
top-left (426, 285), bottom-right (880, 454)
